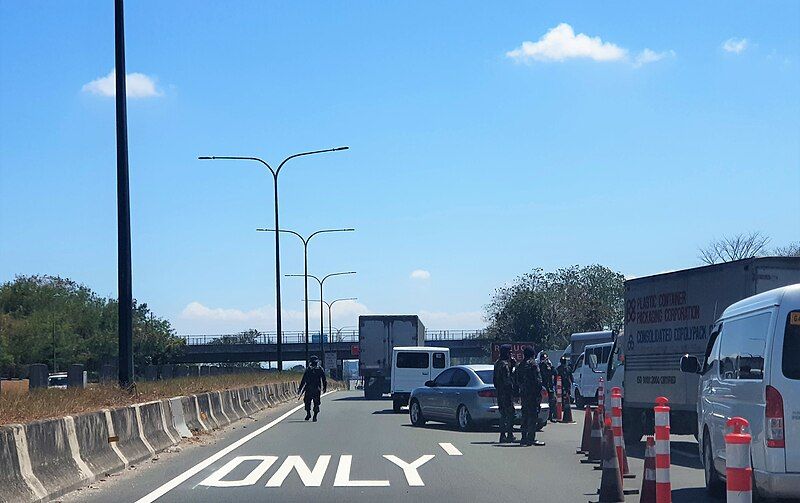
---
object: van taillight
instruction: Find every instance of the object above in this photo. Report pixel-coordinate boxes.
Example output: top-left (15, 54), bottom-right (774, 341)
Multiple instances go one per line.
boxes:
top-left (478, 389), bottom-right (496, 398)
top-left (766, 385), bottom-right (785, 448)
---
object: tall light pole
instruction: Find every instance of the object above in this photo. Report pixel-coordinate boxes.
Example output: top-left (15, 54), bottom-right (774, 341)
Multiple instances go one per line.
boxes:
top-left (307, 298), bottom-right (358, 344)
top-left (292, 272), bottom-right (356, 358)
top-left (198, 146), bottom-right (348, 371)
top-left (115, 0), bottom-right (134, 388)
top-left (258, 228), bottom-right (354, 364)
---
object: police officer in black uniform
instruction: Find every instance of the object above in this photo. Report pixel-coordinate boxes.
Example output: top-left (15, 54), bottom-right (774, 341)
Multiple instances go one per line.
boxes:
top-left (539, 351), bottom-right (557, 422)
top-left (298, 355), bottom-right (327, 421)
top-left (556, 355), bottom-right (574, 423)
top-left (493, 344), bottom-right (516, 443)
top-left (515, 346), bottom-right (545, 446)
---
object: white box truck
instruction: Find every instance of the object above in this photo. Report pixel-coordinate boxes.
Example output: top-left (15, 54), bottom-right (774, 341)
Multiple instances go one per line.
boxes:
top-left (358, 315), bottom-right (425, 400)
top-left (612, 257), bottom-right (800, 443)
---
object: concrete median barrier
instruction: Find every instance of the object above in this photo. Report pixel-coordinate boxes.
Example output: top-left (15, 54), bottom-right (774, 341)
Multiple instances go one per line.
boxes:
top-left (195, 393), bottom-right (219, 430)
top-left (168, 398), bottom-right (193, 438)
top-left (72, 410), bottom-right (126, 478)
top-left (0, 424), bottom-right (46, 503)
top-left (181, 395), bottom-right (207, 433)
top-left (136, 402), bottom-right (177, 452)
top-left (24, 416), bottom-right (93, 501)
top-left (220, 391), bottom-right (239, 422)
top-left (211, 391), bottom-right (231, 426)
top-left (108, 405), bottom-right (154, 466)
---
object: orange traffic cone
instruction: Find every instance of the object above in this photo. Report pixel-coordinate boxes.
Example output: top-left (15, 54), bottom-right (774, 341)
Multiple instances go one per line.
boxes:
top-left (591, 417), bottom-right (625, 503)
top-left (582, 407), bottom-right (602, 464)
top-left (640, 436), bottom-right (657, 503)
top-left (577, 406), bottom-right (593, 454)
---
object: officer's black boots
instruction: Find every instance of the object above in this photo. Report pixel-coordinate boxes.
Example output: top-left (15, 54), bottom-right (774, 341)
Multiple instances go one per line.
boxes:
top-left (312, 411), bottom-right (318, 422)
top-left (305, 411), bottom-right (311, 421)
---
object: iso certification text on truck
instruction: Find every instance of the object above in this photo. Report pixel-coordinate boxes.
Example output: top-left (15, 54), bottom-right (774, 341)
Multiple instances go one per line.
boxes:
top-left (615, 257), bottom-right (800, 443)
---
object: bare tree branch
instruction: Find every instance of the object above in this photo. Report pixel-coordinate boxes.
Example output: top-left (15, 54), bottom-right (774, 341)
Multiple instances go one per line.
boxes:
top-left (698, 232), bottom-right (770, 265)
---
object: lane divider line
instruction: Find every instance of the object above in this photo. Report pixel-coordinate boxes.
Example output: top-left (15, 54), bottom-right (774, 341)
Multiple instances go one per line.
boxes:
top-left (438, 442), bottom-right (462, 456)
top-left (133, 390), bottom-right (336, 503)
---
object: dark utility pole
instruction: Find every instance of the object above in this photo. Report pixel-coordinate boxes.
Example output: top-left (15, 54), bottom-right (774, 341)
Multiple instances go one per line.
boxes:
top-left (115, 0), bottom-right (134, 388)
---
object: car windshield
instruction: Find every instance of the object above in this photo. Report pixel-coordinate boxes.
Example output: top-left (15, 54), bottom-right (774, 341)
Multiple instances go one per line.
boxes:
top-left (49, 376), bottom-right (67, 386)
top-left (475, 370), bottom-right (493, 384)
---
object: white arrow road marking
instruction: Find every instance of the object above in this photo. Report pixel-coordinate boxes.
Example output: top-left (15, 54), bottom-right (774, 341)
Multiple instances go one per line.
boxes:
top-left (438, 442), bottom-right (462, 456)
top-left (266, 455), bottom-right (331, 487)
top-left (382, 455), bottom-right (435, 487)
top-left (199, 456), bottom-right (278, 487)
top-left (333, 455), bottom-right (390, 487)
top-left (133, 390), bottom-right (337, 503)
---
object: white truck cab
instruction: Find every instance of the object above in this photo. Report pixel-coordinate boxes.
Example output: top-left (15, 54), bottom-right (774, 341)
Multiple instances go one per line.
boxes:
top-left (390, 346), bottom-right (449, 413)
top-left (681, 283), bottom-right (800, 499)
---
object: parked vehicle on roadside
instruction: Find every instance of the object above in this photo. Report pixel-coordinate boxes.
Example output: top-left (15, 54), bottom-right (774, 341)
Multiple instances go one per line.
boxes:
top-left (680, 283), bottom-right (800, 500)
top-left (572, 342), bottom-right (613, 408)
top-left (562, 330), bottom-right (614, 368)
top-left (390, 346), bottom-right (450, 412)
top-left (47, 372), bottom-right (68, 389)
top-left (408, 364), bottom-right (549, 432)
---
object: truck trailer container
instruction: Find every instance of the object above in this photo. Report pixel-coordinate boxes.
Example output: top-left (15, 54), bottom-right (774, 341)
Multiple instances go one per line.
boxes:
top-left (358, 315), bottom-right (425, 400)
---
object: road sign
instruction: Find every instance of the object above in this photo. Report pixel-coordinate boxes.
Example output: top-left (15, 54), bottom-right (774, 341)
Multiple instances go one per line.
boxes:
top-left (325, 352), bottom-right (336, 369)
top-left (351, 345), bottom-right (360, 357)
top-left (490, 342), bottom-right (538, 363)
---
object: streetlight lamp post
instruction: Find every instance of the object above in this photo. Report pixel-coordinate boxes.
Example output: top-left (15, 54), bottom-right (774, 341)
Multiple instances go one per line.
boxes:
top-left (307, 298), bottom-right (358, 345)
top-left (257, 228), bottom-right (354, 364)
top-left (289, 272), bottom-right (356, 358)
top-left (198, 146), bottom-right (348, 371)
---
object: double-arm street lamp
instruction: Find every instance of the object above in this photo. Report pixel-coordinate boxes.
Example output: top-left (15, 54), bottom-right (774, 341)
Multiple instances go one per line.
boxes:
top-left (288, 271), bottom-right (356, 358)
top-left (306, 298), bottom-right (358, 345)
top-left (257, 228), bottom-right (354, 364)
top-left (198, 146), bottom-right (348, 370)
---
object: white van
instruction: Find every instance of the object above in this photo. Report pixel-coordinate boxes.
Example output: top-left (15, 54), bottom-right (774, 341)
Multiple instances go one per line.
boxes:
top-left (681, 284), bottom-right (800, 499)
top-left (391, 346), bottom-right (450, 413)
top-left (572, 342), bottom-right (613, 408)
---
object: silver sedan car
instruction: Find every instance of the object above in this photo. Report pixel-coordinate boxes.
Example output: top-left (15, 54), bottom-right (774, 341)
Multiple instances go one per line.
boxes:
top-left (408, 364), bottom-right (549, 431)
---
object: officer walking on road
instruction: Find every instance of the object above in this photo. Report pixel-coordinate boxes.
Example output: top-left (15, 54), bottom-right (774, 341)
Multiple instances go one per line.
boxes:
top-left (538, 351), bottom-right (557, 422)
top-left (556, 355), bottom-right (574, 423)
top-left (493, 344), bottom-right (517, 443)
top-left (515, 346), bottom-right (545, 446)
top-left (298, 355), bottom-right (327, 422)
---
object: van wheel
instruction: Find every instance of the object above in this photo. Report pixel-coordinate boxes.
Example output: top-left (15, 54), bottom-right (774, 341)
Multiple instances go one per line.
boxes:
top-left (410, 400), bottom-right (426, 427)
top-left (457, 405), bottom-right (473, 432)
top-left (703, 431), bottom-right (724, 496)
top-left (575, 390), bottom-right (585, 410)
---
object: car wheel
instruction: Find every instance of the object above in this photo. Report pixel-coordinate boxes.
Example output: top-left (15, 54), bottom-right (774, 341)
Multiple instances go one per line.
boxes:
top-left (410, 400), bottom-right (426, 427)
top-left (703, 431), bottom-right (724, 496)
top-left (575, 390), bottom-right (585, 410)
top-left (457, 405), bottom-right (473, 432)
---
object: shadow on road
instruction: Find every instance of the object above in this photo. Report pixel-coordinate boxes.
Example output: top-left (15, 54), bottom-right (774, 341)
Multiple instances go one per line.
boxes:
top-left (372, 409), bottom-right (404, 415)
top-left (672, 487), bottom-right (723, 502)
top-left (626, 441), bottom-right (702, 469)
top-left (332, 396), bottom-right (391, 401)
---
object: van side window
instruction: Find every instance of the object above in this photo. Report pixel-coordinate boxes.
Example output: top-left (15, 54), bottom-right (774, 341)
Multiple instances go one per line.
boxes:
top-left (782, 311), bottom-right (800, 380)
top-left (432, 353), bottom-right (446, 368)
top-left (719, 312), bottom-right (771, 380)
top-left (396, 352), bottom-right (429, 369)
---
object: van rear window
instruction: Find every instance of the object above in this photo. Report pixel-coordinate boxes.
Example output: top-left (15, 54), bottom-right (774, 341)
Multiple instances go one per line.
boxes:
top-left (782, 311), bottom-right (800, 380)
top-left (396, 352), bottom-right (429, 369)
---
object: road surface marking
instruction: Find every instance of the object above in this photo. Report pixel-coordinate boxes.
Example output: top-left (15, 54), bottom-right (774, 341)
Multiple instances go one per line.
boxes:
top-left (132, 390), bottom-right (336, 503)
top-left (199, 456), bottom-right (278, 487)
top-left (438, 442), bottom-right (462, 456)
top-left (333, 455), bottom-right (390, 487)
top-left (383, 455), bottom-right (434, 487)
top-left (266, 455), bottom-right (331, 487)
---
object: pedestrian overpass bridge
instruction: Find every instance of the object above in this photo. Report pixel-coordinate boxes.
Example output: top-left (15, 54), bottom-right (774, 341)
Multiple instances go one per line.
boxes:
top-left (173, 330), bottom-right (490, 364)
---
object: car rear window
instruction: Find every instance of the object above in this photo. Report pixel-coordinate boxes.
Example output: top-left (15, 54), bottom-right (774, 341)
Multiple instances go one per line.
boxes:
top-left (476, 370), bottom-right (493, 384)
top-left (396, 352), bottom-right (429, 368)
top-left (782, 311), bottom-right (800, 380)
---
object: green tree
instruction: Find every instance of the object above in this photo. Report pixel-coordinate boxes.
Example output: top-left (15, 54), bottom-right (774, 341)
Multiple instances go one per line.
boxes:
top-left (209, 329), bottom-right (262, 369)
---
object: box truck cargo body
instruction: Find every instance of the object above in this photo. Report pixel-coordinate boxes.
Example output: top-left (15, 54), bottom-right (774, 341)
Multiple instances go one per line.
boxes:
top-left (358, 315), bottom-right (425, 400)
top-left (619, 257), bottom-right (800, 441)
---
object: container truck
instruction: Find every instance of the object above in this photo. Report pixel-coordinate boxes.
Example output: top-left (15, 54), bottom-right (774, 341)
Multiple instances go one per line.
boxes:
top-left (611, 257), bottom-right (800, 443)
top-left (358, 315), bottom-right (425, 400)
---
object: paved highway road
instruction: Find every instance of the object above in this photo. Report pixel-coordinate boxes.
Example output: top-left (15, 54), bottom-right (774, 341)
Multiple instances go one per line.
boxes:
top-left (65, 390), bottom-right (722, 503)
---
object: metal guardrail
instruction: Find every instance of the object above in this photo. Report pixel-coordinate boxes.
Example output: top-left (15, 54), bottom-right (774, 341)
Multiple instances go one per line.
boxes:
top-left (181, 329), bottom-right (487, 346)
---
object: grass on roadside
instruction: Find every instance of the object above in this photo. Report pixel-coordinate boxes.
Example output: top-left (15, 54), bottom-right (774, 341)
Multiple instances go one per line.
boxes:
top-left (0, 372), bottom-right (304, 426)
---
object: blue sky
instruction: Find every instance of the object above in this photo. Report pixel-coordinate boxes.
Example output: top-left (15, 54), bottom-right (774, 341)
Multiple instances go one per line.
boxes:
top-left (1, 1), bottom-right (799, 335)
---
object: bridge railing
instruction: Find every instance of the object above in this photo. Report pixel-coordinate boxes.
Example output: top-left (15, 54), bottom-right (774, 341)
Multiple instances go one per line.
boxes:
top-left (181, 329), bottom-right (487, 346)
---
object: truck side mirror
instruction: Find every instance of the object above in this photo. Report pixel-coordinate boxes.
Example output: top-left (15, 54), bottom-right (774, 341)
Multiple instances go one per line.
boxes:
top-left (680, 354), bottom-right (700, 374)
top-left (424, 380), bottom-right (435, 387)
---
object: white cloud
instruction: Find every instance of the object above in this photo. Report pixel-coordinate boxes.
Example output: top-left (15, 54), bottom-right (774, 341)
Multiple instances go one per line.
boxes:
top-left (506, 23), bottom-right (673, 68)
top-left (506, 23), bottom-right (627, 63)
top-left (82, 69), bottom-right (162, 98)
top-left (722, 38), bottom-right (748, 54)
top-left (410, 269), bottom-right (431, 280)
top-left (634, 48), bottom-right (676, 67)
